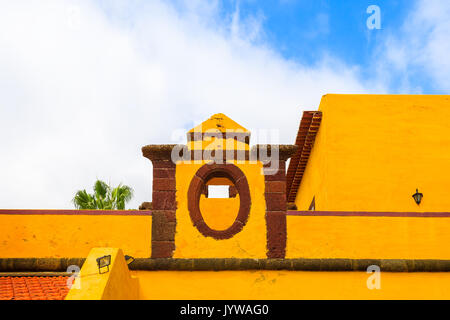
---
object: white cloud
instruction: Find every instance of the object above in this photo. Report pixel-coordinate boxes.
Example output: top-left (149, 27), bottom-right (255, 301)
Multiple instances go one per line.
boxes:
top-left (376, 0), bottom-right (450, 92)
top-left (0, 0), bottom-right (375, 209)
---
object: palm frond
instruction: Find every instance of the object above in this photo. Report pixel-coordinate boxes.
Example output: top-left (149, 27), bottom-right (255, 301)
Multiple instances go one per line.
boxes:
top-left (112, 184), bottom-right (134, 210)
top-left (94, 180), bottom-right (109, 199)
top-left (72, 189), bottom-right (96, 209)
top-left (73, 180), bottom-right (134, 210)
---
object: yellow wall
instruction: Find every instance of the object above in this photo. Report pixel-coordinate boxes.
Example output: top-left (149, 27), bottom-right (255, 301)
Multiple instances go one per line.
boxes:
top-left (174, 161), bottom-right (267, 258)
top-left (0, 214), bottom-right (152, 258)
top-left (287, 215), bottom-right (450, 259)
top-left (187, 138), bottom-right (249, 151)
top-left (3, 213), bottom-right (448, 261)
top-left (200, 196), bottom-right (241, 231)
top-left (133, 270), bottom-right (450, 300)
top-left (295, 94), bottom-right (450, 212)
top-left (66, 247), bottom-right (139, 300)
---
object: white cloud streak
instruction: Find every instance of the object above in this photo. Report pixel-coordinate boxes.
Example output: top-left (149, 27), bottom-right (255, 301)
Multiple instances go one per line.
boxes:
top-left (0, 0), bottom-right (381, 209)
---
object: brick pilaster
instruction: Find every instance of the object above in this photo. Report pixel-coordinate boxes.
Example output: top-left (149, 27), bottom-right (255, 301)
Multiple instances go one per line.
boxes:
top-left (252, 145), bottom-right (298, 259)
top-left (264, 161), bottom-right (287, 258)
top-left (142, 145), bottom-right (179, 258)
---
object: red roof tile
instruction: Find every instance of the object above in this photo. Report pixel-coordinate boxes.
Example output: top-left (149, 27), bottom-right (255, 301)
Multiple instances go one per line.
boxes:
top-left (0, 276), bottom-right (70, 300)
top-left (286, 111), bottom-right (322, 203)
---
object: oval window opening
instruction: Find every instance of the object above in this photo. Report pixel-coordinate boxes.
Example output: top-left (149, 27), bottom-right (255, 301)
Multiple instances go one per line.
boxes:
top-left (188, 163), bottom-right (251, 240)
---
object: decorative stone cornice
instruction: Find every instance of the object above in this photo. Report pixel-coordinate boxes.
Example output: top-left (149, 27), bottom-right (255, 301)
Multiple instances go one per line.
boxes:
top-left (142, 144), bottom-right (298, 162)
top-left (130, 258), bottom-right (450, 272)
top-left (2, 258), bottom-right (450, 272)
top-left (142, 144), bottom-right (179, 161)
top-left (0, 258), bottom-right (86, 272)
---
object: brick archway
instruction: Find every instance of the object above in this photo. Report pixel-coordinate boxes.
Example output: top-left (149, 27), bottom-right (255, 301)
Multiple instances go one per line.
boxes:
top-left (187, 163), bottom-right (251, 240)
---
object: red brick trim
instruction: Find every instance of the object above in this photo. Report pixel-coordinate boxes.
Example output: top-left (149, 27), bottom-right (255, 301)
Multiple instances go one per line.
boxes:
top-left (150, 159), bottom-right (177, 258)
top-left (287, 211), bottom-right (450, 217)
top-left (187, 163), bottom-right (251, 240)
top-left (0, 209), bottom-right (152, 216)
top-left (229, 186), bottom-right (238, 198)
top-left (264, 161), bottom-right (288, 259)
top-left (265, 181), bottom-right (286, 193)
top-left (142, 146), bottom-right (178, 259)
top-left (151, 241), bottom-right (176, 259)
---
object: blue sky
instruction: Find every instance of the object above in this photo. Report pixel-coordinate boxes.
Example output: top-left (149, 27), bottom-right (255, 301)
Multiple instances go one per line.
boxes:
top-left (94, 0), bottom-right (449, 95)
top-left (218, 1), bottom-right (404, 60)
top-left (0, 0), bottom-right (448, 208)
top-left (207, 0), bottom-right (445, 94)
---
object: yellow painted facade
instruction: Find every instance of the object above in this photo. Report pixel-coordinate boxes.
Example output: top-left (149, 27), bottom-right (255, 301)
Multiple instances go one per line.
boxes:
top-left (200, 196), bottom-right (241, 231)
top-left (286, 216), bottom-right (450, 259)
top-left (174, 161), bottom-right (266, 258)
top-left (133, 270), bottom-right (450, 300)
top-left (0, 214), bottom-right (152, 258)
top-left (295, 94), bottom-right (450, 212)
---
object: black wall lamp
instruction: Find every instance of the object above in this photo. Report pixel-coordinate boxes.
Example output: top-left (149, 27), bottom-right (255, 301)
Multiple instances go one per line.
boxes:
top-left (96, 255), bottom-right (111, 274)
top-left (412, 188), bottom-right (423, 205)
top-left (125, 255), bottom-right (135, 265)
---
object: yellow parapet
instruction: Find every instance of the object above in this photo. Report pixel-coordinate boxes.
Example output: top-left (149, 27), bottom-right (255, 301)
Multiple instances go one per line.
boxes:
top-left (66, 248), bottom-right (139, 300)
top-left (132, 270), bottom-right (450, 300)
top-left (286, 215), bottom-right (450, 259)
top-left (0, 212), bottom-right (152, 258)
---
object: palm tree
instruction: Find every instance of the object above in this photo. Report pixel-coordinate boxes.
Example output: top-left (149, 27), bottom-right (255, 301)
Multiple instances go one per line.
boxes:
top-left (110, 183), bottom-right (134, 210)
top-left (73, 180), bottom-right (134, 210)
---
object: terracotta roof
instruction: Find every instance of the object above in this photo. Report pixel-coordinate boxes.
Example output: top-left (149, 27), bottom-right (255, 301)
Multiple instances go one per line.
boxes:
top-left (286, 111), bottom-right (322, 203)
top-left (0, 276), bottom-right (70, 300)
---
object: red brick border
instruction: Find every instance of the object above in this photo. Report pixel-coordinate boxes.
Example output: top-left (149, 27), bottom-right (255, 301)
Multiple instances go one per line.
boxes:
top-left (187, 163), bottom-right (251, 240)
top-left (264, 161), bottom-right (287, 259)
top-left (142, 145), bottom-right (178, 258)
